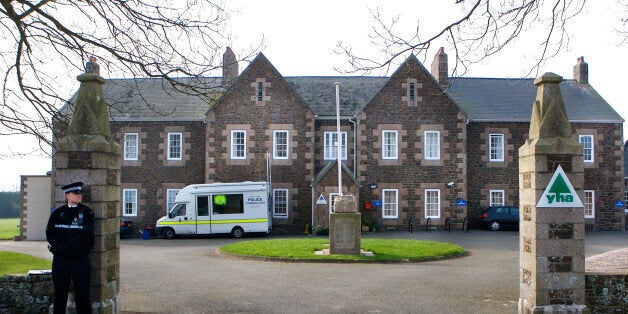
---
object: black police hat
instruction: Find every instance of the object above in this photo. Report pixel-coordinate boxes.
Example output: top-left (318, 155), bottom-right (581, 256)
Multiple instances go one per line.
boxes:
top-left (61, 181), bottom-right (84, 194)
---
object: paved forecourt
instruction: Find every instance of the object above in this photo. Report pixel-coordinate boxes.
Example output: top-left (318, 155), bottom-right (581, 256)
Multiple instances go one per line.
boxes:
top-left (1, 230), bottom-right (626, 313)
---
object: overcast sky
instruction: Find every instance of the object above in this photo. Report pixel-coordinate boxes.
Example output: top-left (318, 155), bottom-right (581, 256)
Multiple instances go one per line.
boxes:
top-left (1, 1), bottom-right (626, 191)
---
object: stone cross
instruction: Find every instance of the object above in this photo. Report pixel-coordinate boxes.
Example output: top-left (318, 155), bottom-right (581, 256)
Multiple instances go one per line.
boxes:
top-left (518, 73), bottom-right (589, 313)
top-left (53, 57), bottom-right (121, 313)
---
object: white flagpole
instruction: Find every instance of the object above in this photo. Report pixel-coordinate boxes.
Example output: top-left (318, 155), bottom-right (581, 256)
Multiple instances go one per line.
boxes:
top-left (335, 82), bottom-right (342, 196)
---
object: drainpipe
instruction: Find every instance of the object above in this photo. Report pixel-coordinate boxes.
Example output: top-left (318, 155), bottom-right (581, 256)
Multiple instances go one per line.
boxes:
top-left (311, 182), bottom-right (315, 231)
top-left (349, 116), bottom-right (357, 176)
top-left (349, 115), bottom-right (361, 208)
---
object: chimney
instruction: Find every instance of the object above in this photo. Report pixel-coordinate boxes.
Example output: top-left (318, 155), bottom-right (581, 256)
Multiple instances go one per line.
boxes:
top-left (222, 47), bottom-right (239, 86)
top-left (431, 47), bottom-right (448, 85)
top-left (573, 56), bottom-right (588, 84)
top-left (85, 56), bottom-right (100, 75)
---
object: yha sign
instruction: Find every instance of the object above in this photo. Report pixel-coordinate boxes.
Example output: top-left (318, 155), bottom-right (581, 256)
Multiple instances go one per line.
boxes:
top-left (536, 165), bottom-right (583, 208)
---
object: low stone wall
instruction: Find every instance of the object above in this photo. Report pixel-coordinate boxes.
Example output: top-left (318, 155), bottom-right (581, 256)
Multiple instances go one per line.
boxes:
top-left (585, 273), bottom-right (627, 312)
top-left (0, 273), bottom-right (53, 313)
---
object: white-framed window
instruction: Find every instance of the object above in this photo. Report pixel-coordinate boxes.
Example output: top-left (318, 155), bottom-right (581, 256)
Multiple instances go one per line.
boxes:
top-left (424, 131), bottom-right (440, 160)
top-left (166, 189), bottom-right (180, 213)
top-left (489, 190), bottom-right (505, 206)
top-left (273, 189), bottom-right (289, 218)
top-left (382, 130), bottom-right (398, 159)
top-left (382, 189), bottom-right (398, 218)
top-left (273, 130), bottom-right (289, 159)
top-left (167, 133), bottom-right (182, 160)
top-left (123, 189), bottom-right (138, 216)
top-left (231, 130), bottom-right (246, 159)
top-left (124, 133), bottom-right (138, 160)
top-left (329, 193), bottom-right (340, 213)
top-left (324, 132), bottom-right (347, 160)
top-left (579, 135), bottom-right (594, 163)
top-left (489, 134), bottom-right (504, 162)
top-left (425, 189), bottom-right (440, 218)
top-left (584, 190), bottom-right (595, 218)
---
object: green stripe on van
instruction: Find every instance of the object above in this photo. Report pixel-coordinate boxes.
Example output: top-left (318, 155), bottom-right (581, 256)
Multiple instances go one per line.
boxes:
top-left (158, 218), bottom-right (267, 225)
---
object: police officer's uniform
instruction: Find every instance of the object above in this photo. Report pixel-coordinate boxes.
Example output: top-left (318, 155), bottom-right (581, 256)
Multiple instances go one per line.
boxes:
top-left (46, 182), bottom-right (94, 314)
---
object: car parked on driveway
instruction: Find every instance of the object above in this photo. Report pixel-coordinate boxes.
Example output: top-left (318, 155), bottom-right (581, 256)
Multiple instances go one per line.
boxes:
top-left (120, 218), bottom-right (135, 238)
top-left (480, 206), bottom-right (519, 231)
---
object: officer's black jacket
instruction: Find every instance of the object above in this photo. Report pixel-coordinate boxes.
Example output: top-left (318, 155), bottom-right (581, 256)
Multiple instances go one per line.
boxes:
top-left (46, 203), bottom-right (94, 258)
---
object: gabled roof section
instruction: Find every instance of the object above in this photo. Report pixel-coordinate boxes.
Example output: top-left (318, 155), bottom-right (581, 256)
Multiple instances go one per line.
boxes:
top-left (286, 76), bottom-right (388, 117)
top-left (209, 52), bottom-right (312, 114)
top-left (226, 52), bottom-right (283, 89)
top-left (354, 54), bottom-right (467, 117)
top-left (57, 52), bottom-right (622, 126)
top-left (389, 54), bottom-right (436, 84)
top-left (61, 77), bottom-right (222, 121)
top-left (311, 161), bottom-right (360, 188)
top-left (447, 78), bottom-right (624, 123)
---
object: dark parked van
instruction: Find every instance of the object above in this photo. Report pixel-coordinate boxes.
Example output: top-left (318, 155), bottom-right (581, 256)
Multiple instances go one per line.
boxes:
top-left (480, 206), bottom-right (519, 231)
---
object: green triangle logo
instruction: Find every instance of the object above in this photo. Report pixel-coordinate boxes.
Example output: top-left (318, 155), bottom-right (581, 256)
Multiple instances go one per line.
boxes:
top-left (537, 165), bottom-right (583, 208)
top-left (549, 174), bottom-right (570, 195)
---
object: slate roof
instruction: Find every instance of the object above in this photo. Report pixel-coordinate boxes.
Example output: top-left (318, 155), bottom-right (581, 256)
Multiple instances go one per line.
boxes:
top-left (285, 76), bottom-right (388, 117)
top-left (61, 74), bottom-right (622, 125)
top-left (62, 77), bottom-right (223, 121)
top-left (447, 77), bottom-right (623, 123)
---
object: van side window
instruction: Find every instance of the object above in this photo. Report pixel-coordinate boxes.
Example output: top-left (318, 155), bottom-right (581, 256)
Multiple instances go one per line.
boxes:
top-left (213, 194), bottom-right (244, 214)
top-left (173, 204), bottom-right (186, 216)
top-left (197, 196), bottom-right (209, 216)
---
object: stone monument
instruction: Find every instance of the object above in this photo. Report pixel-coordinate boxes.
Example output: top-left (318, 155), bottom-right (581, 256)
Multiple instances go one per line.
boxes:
top-left (329, 195), bottom-right (361, 255)
top-left (53, 57), bottom-right (121, 313)
top-left (518, 73), bottom-right (589, 313)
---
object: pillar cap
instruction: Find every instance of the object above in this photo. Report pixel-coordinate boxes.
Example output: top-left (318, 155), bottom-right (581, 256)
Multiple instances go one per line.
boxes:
top-left (534, 72), bottom-right (563, 86)
top-left (77, 72), bottom-right (105, 84)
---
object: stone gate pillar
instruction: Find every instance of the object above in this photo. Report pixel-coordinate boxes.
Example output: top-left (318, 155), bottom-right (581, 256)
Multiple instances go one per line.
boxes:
top-left (518, 73), bottom-right (589, 313)
top-left (53, 58), bottom-right (121, 313)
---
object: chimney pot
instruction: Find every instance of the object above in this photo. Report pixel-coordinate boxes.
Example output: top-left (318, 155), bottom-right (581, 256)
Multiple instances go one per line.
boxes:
top-left (222, 47), bottom-right (239, 86)
top-left (431, 47), bottom-right (448, 85)
top-left (573, 56), bottom-right (588, 84)
top-left (85, 56), bottom-right (100, 75)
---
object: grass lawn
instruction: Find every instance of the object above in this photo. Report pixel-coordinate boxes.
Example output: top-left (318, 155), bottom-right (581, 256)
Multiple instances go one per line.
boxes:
top-left (0, 218), bottom-right (20, 240)
top-left (0, 251), bottom-right (52, 276)
top-left (220, 238), bottom-right (465, 262)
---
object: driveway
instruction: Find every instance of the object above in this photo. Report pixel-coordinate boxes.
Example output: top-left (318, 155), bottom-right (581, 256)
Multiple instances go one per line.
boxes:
top-left (1, 230), bottom-right (627, 313)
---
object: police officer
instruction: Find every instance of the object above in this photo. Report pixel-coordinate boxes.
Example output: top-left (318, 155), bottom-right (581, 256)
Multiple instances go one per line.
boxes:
top-left (46, 182), bottom-right (94, 314)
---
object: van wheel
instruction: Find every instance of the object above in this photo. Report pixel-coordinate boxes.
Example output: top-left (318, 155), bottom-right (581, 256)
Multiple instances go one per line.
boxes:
top-left (164, 228), bottom-right (176, 239)
top-left (489, 220), bottom-right (501, 231)
top-left (231, 227), bottom-right (244, 239)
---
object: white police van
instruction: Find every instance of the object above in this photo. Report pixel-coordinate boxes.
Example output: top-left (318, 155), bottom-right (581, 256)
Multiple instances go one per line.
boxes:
top-left (155, 181), bottom-right (271, 239)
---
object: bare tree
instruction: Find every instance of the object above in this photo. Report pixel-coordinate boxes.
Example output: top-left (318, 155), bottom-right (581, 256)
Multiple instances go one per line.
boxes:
top-left (617, 1), bottom-right (628, 45)
top-left (336, 0), bottom-right (626, 76)
top-left (0, 0), bottom-right (260, 154)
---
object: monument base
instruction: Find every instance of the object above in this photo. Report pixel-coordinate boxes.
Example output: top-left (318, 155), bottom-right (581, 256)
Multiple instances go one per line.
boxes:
top-left (519, 298), bottom-right (590, 314)
top-left (329, 212), bottom-right (361, 255)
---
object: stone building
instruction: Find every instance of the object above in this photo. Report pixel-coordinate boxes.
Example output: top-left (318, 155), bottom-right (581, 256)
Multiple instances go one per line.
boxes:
top-left (56, 48), bottom-right (625, 233)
